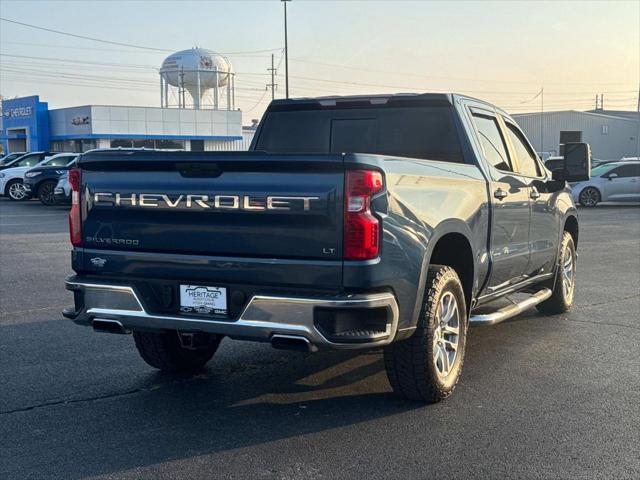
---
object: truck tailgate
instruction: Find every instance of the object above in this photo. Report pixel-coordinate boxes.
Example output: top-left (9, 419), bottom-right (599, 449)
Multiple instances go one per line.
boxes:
top-left (78, 152), bottom-right (344, 261)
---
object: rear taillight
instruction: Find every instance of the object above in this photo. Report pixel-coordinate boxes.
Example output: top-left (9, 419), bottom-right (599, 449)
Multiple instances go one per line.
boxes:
top-left (68, 168), bottom-right (82, 247)
top-left (344, 170), bottom-right (384, 260)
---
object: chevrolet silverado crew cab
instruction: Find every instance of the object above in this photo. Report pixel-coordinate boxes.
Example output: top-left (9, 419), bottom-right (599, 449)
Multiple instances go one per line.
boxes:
top-left (63, 93), bottom-right (590, 403)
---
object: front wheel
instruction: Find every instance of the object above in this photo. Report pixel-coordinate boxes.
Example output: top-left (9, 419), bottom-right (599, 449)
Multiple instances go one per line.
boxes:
top-left (384, 265), bottom-right (468, 403)
top-left (579, 187), bottom-right (600, 207)
top-left (6, 179), bottom-right (28, 201)
top-left (133, 331), bottom-right (222, 372)
top-left (38, 180), bottom-right (58, 206)
top-left (537, 231), bottom-right (576, 315)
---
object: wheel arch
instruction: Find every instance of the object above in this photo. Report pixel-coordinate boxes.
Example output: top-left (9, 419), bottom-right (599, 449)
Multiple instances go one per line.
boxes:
top-left (411, 221), bottom-right (477, 327)
top-left (4, 177), bottom-right (22, 196)
top-left (564, 214), bottom-right (579, 248)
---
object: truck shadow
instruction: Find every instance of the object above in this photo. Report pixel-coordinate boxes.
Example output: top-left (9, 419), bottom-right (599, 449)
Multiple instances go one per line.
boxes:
top-left (7, 345), bottom-right (422, 479)
top-left (5, 316), bottom-right (564, 479)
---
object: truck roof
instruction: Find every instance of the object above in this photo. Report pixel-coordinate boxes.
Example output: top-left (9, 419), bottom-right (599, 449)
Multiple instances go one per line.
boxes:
top-left (270, 92), bottom-right (452, 107)
top-left (268, 92), bottom-right (503, 114)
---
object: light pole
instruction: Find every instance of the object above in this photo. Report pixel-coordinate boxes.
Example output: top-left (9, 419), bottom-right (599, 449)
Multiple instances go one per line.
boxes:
top-left (282, 0), bottom-right (291, 98)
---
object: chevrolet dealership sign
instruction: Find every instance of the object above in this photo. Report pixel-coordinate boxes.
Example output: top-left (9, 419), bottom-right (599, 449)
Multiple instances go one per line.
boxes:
top-left (3, 106), bottom-right (33, 118)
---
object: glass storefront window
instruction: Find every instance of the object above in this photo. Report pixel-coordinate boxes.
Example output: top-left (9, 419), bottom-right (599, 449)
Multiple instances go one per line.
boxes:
top-left (156, 139), bottom-right (184, 150)
top-left (111, 139), bottom-right (133, 148)
top-left (133, 139), bottom-right (155, 149)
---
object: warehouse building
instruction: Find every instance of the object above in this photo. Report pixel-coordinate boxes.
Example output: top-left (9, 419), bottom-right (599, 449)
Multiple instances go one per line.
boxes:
top-left (513, 109), bottom-right (640, 161)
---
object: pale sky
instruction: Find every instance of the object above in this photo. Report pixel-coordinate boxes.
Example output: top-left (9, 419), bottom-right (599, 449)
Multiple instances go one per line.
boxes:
top-left (1, 0), bottom-right (638, 123)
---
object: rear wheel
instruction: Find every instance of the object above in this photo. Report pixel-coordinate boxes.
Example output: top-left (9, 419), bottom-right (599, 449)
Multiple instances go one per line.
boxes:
top-left (537, 231), bottom-right (576, 315)
top-left (384, 265), bottom-right (468, 403)
top-left (133, 330), bottom-right (222, 372)
top-left (6, 179), bottom-right (28, 201)
top-left (38, 180), bottom-right (58, 205)
top-left (579, 187), bottom-right (600, 207)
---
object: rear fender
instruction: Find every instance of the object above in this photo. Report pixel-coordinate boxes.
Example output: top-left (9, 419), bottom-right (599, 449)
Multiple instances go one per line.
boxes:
top-left (409, 221), bottom-right (478, 330)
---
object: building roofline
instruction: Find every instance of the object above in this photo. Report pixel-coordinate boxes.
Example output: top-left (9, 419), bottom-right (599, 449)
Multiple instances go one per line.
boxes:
top-left (47, 104), bottom-right (243, 113)
top-left (512, 109), bottom-right (638, 122)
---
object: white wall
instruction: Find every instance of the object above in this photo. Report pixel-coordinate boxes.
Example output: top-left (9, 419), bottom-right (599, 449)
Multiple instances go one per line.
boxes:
top-left (205, 128), bottom-right (255, 151)
top-left (89, 106), bottom-right (242, 138)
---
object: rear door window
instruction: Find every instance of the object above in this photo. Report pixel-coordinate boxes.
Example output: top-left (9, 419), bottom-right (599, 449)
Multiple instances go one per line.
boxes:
top-left (505, 123), bottom-right (541, 177)
top-left (611, 164), bottom-right (640, 178)
top-left (471, 113), bottom-right (513, 172)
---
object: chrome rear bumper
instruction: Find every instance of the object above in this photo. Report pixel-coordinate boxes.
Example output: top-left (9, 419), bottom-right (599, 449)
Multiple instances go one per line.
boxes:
top-left (64, 279), bottom-right (399, 350)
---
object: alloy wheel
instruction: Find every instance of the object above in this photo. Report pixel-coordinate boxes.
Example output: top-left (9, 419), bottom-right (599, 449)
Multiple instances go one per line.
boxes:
top-left (39, 183), bottom-right (56, 205)
top-left (580, 188), bottom-right (599, 207)
top-left (562, 244), bottom-right (575, 303)
top-left (8, 181), bottom-right (27, 201)
top-left (432, 291), bottom-right (460, 378)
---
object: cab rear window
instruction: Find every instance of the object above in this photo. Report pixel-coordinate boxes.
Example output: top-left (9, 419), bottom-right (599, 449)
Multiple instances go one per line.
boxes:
top-left (256, 105), bottom-right (464, 163)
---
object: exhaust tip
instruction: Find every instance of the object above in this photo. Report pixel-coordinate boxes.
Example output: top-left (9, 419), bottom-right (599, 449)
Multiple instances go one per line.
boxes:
top-left (92, 318), bottom-right (128, 334)
top-left (271, 334), bottom-right (315, 352)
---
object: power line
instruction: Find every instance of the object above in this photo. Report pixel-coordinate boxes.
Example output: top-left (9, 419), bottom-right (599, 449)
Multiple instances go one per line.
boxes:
top-left (0, 18), bottom-right (284, 55)
top-left (0, 17), bottom-right (172, 52)
top-left (0, 53), bottom-right (158, 70)
top-left (289, 56), bottom-right (638, 87)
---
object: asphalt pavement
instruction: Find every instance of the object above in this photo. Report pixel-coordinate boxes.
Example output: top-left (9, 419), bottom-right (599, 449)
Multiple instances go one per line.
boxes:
top-left (1, 197), bottom-right (639, 479)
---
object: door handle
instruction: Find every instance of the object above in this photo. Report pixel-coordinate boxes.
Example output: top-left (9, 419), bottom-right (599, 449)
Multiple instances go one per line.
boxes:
top-left (493, 188), bottom-right (509, 200)
top-left (530, 188), bottom-right (541, 199)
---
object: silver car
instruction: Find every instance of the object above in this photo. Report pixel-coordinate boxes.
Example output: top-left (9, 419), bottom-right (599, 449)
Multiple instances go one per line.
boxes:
top-left (571, 161), bottom-right (640, 207)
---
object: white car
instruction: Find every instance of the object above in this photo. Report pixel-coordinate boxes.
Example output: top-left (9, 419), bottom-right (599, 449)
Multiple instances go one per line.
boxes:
top-left (571, 160), bottom-right (640, 207)
top-left (0, 153), bottom-right (76, 201)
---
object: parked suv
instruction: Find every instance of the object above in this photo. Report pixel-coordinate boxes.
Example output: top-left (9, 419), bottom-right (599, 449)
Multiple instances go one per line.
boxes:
top-left (0, 152), bottom-right (54, 201)
top-left (23, 154), bottom-right (77, 205)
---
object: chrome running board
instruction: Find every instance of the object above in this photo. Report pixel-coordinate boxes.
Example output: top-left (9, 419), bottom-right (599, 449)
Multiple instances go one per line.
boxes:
top-left (469, 288), bottom-right (552, 326)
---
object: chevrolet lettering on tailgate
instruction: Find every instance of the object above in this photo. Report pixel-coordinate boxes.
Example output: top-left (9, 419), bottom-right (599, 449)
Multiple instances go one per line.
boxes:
top-left (92, 192), bottom-right (320, 211)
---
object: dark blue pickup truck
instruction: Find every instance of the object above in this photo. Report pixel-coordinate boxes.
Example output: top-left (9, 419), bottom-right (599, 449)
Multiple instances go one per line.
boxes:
top-left (63, 93), bottom-right (589, 402)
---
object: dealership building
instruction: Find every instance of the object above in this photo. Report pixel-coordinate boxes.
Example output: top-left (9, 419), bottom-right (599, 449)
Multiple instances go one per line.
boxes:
top-left (0, 94), bottom-right (247, 154)
top-left (0, 48), bottom-right (266, 155)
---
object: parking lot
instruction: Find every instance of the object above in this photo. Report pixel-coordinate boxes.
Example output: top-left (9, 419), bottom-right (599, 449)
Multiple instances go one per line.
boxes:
top-left (0, 198), bottom-right (638, 479)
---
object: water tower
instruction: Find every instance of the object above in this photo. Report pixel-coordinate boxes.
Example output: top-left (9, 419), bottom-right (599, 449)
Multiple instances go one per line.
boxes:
top-left (159, 47), bottom-right (235, 110)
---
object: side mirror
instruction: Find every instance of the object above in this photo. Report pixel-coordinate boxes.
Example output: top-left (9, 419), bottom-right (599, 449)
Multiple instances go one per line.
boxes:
top-left (607, 173), bottom-right (618, 180)
top-left (561, 143), bottom-right (592, 182)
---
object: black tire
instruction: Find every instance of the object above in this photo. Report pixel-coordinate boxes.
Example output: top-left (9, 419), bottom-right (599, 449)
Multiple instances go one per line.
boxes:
top-left (537, 231), bottom-right (576, 315)
top-left (37, 180), bottom-right (58, 206)
top-left (6, 179), bottom-right (28, 201)
top-left (578, 186), bottom-right (600, 207)
top-left (384, 265), bottom-right (468, 403)
top-left (133, 330), bottom-right (222, 372)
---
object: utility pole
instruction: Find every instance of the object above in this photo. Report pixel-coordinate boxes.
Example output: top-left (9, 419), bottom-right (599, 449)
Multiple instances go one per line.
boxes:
top-left (600, 93), bottom-right (604, 111)
top-left (636, 83), bottom-right (640, 160)
top-left (540, 87), bottom-right (544, 155)
top-left (282, 0), bottom-right (291, 98)
top-left (266, 53), bottom-right (277, 100)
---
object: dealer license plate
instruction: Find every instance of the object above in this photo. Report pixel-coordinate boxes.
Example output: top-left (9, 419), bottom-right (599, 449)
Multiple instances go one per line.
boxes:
top-left (179, 285), bottom-right (227, 315)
